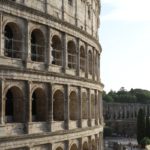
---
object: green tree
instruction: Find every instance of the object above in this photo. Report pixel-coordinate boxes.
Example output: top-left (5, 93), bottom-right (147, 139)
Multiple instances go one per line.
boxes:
top-left (145, 116), bottom-right (150, 138)
top-left (137, 108), bottom-right (146, 144)
top-left (140, 137), bottom-right (150, 148)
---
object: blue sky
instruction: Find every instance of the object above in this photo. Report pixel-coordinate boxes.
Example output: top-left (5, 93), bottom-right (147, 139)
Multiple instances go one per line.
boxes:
top-left (99, 0), bottom-right (150, 92)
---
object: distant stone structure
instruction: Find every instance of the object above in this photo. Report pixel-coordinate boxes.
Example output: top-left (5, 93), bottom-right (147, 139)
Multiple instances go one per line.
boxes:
top-left (0, 0), bottom-right (103, 150)
top-left (103, 102), bottom-right (150, 136)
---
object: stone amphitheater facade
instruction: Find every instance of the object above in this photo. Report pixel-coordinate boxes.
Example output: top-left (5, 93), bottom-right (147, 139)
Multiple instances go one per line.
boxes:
top-left (0, 0), bottom-right (103, 150)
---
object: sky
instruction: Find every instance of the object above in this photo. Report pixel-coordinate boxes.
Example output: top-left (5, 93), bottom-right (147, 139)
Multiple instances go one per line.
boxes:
top-left (99, 0), bottom-right (150, 92)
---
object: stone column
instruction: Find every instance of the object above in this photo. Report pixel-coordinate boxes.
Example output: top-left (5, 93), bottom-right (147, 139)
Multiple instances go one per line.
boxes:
top-left (95, 90), bottom-right (98, 125)
top-left (84, 2), bottom-right (87, 31)
top-left (79, 138), bottom-right (83, 150)
top-left (0, 12), bottom-right (3, 56)
top-left (85, 43), bottom-right (88, 78)
top-left (47, 83), bottom-right (53, 131)
top-left (25, 20), bottom-right (31, 66)
top-left (98, 53), bottom-right (100, 81)
top-left (99, 132), bottom-right (104, 150)
top-left (88, 136), bottom-right (92, 150)
top-left (62, 33), bottom-right (68, 73)
top-left (25, 81), bottom-right (32, 133)
top-left (46, 27), bottom-right (50, 69)
top-left (78, 86), bottom-right (82, 127)
top-left (75, 0), bottom-right (78, 26)
top-left (0, 79), bottom-right (5, 124)
top-left (99, 92), bottom-right (103, 124)
top-left (88, 89), bottom-right (91, 126)
top-left (64, 84), bottom-right (69, 129)
top-left (26, 81), bottom-right (32, 123)
top-left (92, 48), bottom-right (94, 80)
top-left (77, 38), bottom-right (80, 76)
top-left (45, 0), bottom-right (48, 14)
top-left (62, 0), bottom-right (65, 20)
top-left (91, 0), bottom-right (94, 36)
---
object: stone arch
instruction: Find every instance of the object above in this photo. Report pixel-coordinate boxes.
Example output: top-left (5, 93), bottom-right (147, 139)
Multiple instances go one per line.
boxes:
top-left (51, 35), bottom-right (62, 66)
top-left (88, 50), bottom-right (93, 75)
top-left (94, 53), bottom-right (98, 77)
top-left (4, 22), bottom-right (22, 58)
top-left (80, 46), bottom-right (86, 72)
top-left (31, 29), bottom-right (45, 62)
top-left (32, 88), bottom-right (47, 121)
top-left (67, 40), bottom-right (77, 69)
top-left (5, 86), bottom-right (24, 123)
top-left (70, 144), bottom-right (78, 150)
top-left (69, 91), bottom-right (78, 120)
top-left (56, 147), bottom-right (63, 150)
top-left (83, 141), bottom-right (89, 150)
top-left (82, 92), bottom-right (88, 119)
top-left (91, 94), bottom-right (95, 119)
top-left (91, 139), bottom-right (97, 150)
top-left (53, 90), bottom-right (64, 121)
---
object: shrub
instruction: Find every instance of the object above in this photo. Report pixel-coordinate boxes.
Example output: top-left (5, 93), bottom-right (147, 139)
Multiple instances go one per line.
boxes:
top-left (140, 137), bottom-right (150, 148)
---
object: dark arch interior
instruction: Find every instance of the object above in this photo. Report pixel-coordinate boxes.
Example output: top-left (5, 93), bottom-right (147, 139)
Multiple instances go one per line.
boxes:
top-left (5, 87), bottom-right (23, 123)
top-left (32, 88), bottom-right (47, 122)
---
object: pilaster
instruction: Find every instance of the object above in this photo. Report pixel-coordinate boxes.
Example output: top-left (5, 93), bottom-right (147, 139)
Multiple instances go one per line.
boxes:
top-left (88, 89), bottom-right (91, 126)
top-left (25, 20), bottom-right (31, 66)
top-left (64, 84), bottom-right (69, 129)
top-left (25, 81), bottom-right (32, 133)
top-left (78, 86), bottom-right (82, 127)
top-left (62, 0), bottom-right (65, 20)
top-left (0, 79), bottom-right (5, 124)
top-left (47, 83), bottom-right (53, 131)
top-left (95, 90), bottom-right (98, 125)
top-left (0, 12), bottom-right (3, 56)
top-left (85, 43), bottom-right (88, 78)
top-left (77, 38), bottom-right (80, 76)
top-left (75, 0), bottom-right (78, 26)
top-left (62, 33), bottom-right (68, 73)
top-left (46, 26), bottom-right (50, 69)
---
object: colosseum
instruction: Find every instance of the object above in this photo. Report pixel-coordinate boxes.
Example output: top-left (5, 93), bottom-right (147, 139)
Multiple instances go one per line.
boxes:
top-left (0, 0), bottom-right (103, 150)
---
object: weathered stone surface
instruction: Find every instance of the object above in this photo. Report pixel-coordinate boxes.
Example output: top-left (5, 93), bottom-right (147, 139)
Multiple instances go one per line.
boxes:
top-left (0, 0), bottom-right (103, 149)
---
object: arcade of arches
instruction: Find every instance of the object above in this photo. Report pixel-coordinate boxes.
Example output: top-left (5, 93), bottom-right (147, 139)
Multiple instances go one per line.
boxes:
top-left (103, 102), bottom-right (150, 136)
top-left (3, 21), bottom-right (100, 81)
top-left (0, 0), bottom-right (103, 149)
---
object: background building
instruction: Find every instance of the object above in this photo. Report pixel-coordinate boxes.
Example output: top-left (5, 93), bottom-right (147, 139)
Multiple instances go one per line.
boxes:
top-left (0, 0), bottom-right (103, 149)
top-left (103, 102), bottom-right (150, 137)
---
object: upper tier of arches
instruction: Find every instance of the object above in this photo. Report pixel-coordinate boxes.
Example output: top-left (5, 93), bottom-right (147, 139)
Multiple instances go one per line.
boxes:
top-left (2, 20), bottom-right (101, 82)
top-left (7, 0), bottom-right (100, 39)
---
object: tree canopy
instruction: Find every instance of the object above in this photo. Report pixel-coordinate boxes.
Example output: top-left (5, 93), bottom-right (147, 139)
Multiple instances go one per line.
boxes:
top-left (103, 87), bottom-right (150, 104)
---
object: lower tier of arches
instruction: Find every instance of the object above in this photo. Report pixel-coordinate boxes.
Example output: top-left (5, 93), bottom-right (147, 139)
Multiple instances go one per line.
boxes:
top-left (0, 126), bottom-right (103, 150)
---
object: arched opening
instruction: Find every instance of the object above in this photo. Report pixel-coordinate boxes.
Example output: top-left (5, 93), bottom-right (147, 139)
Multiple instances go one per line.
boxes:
top-left (94, 54), bottom-right (98, 77)
top-left (31, 29), bottom-right (45, 62)
top-left (53, 90), bottom-right (64, 121)
top-left (68, 40), bottom-right (77, 69)
top-left (51, 35), bottom-right (62, 66)
top-left (80, 46), bottom-right (86, 72)
top-left (83, 142), bottom-right (89, 150)
top-left (91, 140), bottom-right (97, 150)
top-left (69, 91), bottom-right (78, 120)
top-left (4, 22), bottom-right (22, 58)
top-left (32, 88), bottom-right (47, 121)
top-left (56, 147), bottom-right (63, 150)
top-left (91, 94), bottom-right (95, 119)
top-left (5, 86), bottom-right (23, 123)
top-left (88, 51), bottom-right (92, 75)
top-left (82, 92), bottom-right (88, 119)
top-left (70, 144), bottom-right (78, 150)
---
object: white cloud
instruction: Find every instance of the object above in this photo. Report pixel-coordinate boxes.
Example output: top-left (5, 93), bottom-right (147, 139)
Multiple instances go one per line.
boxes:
top-left (101, 0), bottom-right (150, 21)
